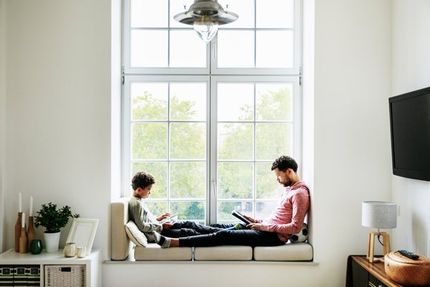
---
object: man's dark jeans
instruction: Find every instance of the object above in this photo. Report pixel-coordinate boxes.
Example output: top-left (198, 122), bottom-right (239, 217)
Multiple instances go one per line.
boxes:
top-left (178, 228), bottom-right (284, 247)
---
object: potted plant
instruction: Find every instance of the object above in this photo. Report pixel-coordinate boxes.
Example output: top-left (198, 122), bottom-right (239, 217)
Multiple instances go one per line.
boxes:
top-left (34, 202), bottom-right (79, 253)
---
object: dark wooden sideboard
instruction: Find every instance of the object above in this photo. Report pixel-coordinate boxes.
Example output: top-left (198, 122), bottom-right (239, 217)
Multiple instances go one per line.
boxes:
top-left (346, 255), bottom-right (404, 287)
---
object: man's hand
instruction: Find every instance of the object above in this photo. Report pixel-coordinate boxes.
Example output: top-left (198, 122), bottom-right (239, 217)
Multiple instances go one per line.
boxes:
top-left (156, 213), bottom-right (171, 222)
top-left (247, 223), bottom-right (264, 231)
top-left (243, 214), bottom-right (258, 223)
top-left (162, 222), bottom-right (174, 230)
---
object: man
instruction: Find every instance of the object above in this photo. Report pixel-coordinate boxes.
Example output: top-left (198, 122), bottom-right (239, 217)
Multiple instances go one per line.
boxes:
top-left (128, 171), bottom-right (226, 248)
top-left (164, 155), bottom-right (310, 248)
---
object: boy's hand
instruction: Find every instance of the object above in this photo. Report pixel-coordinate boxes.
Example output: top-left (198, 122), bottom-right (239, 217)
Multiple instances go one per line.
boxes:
top-left (162, 222), bottom-right (174, 230)
top-left (156, 213), bottom-right (171, 222)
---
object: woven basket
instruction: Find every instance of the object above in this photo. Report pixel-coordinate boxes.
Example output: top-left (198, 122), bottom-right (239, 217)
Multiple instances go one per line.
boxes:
top-left (44, 265), bottom-right (85, 287)
top-left (385, 251), bottom-right (430, 286)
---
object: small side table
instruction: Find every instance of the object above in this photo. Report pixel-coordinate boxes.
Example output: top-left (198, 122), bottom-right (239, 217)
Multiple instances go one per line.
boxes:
top-left (0, 249), bottom-right (100, 287)
top-left (346, 255), bottom-right (404, 287)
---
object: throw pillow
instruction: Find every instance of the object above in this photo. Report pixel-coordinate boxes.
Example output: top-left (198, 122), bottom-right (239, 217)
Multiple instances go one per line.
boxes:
top-left (125, 221), bottom-right (148, 247)
top-left (289, 223), bottom-right (309, 243)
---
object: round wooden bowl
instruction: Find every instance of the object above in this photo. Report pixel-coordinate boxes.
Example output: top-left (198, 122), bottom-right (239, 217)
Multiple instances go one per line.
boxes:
top-left (385, 251), bottom-right (430, 286)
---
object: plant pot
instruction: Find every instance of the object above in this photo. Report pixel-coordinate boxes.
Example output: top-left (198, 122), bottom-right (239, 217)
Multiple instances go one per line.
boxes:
top-left (44, 232), bottom-right (60, 253)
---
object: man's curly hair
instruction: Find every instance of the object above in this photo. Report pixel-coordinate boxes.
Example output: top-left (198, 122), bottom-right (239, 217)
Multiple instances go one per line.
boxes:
top-left (271, 156), bottom-right (298, 172)
top-left (131, 171), bottom-right (155, 190)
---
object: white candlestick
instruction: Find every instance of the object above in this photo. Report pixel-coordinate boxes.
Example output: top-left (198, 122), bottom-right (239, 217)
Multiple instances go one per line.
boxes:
top-left (19, 193), bottom-right (22, 213)
top-left (21, 212), bottom-right (25, 228)
top-left (29, 196), bottom-right (33, 217)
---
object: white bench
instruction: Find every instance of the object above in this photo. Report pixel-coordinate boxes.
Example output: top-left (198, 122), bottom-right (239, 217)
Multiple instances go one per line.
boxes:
top-left (111, 200), bottom-right (313, 261)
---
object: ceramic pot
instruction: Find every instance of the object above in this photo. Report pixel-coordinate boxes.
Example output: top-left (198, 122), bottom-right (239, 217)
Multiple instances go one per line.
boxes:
top-left (63, 242), bottom-right (77, 257)
top-left (44, 232), bottom-right (60, 253)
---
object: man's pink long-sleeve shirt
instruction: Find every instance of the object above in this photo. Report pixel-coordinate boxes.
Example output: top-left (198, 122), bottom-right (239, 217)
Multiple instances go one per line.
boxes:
top-left (259, 181), bottom-right (310, 242)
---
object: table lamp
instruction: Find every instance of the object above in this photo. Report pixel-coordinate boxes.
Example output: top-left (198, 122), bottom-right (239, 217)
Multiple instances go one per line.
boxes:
top-left (362, 201), bottom-right (397, 263)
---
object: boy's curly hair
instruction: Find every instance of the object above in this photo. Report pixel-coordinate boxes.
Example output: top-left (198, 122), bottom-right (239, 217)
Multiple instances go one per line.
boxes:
top-left (132, 171), bottom-right (155, 190)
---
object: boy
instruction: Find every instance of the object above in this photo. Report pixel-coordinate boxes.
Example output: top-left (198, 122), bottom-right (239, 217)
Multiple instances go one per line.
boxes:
top-left (128, 171), bottom-right (225, 248)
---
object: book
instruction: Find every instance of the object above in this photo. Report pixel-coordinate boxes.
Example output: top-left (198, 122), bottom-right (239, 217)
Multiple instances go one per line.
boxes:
top-left (231, 210), bottom-right (251, 225)
top-left (159, 214), bottom-right (178, 224)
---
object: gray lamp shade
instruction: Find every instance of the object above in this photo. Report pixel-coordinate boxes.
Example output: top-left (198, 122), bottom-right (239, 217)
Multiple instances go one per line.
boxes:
top-left (362, 201), bottom-right (397, 229)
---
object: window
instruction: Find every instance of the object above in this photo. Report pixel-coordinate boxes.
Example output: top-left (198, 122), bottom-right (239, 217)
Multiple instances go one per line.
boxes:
top-left (122, 0), bottom-right (302, 224)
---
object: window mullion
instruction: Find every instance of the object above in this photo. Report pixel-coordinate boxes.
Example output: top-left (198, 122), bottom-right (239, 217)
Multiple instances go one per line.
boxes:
top-left (167, 83), bottom-right (171, 212)
top-left (209, 76), bottom-right (218, 225)
top-left (253, 82), bottom-right (257, 218)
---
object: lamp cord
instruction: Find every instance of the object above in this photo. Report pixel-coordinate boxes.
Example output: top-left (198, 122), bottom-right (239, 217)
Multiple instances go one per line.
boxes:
top-left (377, 234), bottom-right (384, 246)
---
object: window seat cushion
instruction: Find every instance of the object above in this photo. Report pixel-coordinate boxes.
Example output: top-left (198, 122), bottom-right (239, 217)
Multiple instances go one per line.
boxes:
top-left (194, 246), bottom-right (253, 261)
top-left (254, 242), bottom-right (313, 261)
top-left (134, 244), bottom-right (192, 261)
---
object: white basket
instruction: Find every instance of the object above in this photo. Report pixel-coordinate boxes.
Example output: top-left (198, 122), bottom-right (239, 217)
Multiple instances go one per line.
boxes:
top-left (44, 265), bottom-right (85, 287)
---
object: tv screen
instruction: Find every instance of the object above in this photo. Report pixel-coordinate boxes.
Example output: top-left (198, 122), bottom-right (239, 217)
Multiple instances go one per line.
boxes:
top-left (389, 87), bottom-right (430, 181)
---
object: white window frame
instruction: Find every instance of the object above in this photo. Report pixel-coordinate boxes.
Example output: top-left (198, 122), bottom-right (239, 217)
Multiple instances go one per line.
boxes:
top-left (121, 0), bottom-right (303, 224)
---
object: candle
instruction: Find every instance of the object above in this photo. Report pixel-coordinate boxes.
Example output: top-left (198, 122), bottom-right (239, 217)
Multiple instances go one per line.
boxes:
top-left (21, 212), bottom-right (25, 228)
top-left (19, 193), bottom-right (22, 213)
top-left (29, 196), bottom-right (33, 217)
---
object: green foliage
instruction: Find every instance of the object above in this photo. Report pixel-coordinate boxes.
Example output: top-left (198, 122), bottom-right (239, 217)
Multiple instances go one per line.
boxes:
top-left (170, 123), bottom-right (205, 159)
top-left (132, 90), bottom-right (167, 120)
top-left (133, 123), bottom-right (167, 159)
top-left (34, 202), bottom-right (79, 233)
top-left (218, 123), bottom-right (253, 159)
top-left (218, 162), bottom-right (252, 199)
top-left (170, 162), bottom-right (205, 198)
top-left (171, 201), bottom-right (205, 222)
top-left (256, 86), bottom-right (292, 120)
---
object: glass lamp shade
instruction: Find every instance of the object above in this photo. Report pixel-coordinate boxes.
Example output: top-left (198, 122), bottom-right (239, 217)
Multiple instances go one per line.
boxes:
top-left (362, 201), bottom-right (397, 229)
top-left (173, 0), bottom-right (238, 43)
top-left (193, 17), bottom-right (218, 43)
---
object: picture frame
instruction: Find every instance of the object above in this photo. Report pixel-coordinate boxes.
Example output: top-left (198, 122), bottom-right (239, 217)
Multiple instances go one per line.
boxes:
top-left (66, 218), bottom-right (99, 256)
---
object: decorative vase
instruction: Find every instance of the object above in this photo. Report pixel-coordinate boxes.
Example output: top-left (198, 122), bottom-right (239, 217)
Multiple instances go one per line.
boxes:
top-left (14, 212), bottom-right (22, 252)
top-left (27, 216), bottom-right (36, 249)
top-left (44, 232), bottom-right (60, 253)
top-left (30, 239), bottom-right (43, 255)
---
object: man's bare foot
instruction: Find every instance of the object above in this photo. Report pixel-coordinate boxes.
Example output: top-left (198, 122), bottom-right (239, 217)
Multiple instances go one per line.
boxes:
top-left (170, 238), bottom-right (179, 247)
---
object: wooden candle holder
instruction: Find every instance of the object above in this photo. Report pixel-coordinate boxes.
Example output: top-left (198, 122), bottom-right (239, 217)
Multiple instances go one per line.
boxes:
top-left (19, 227), bottom-right (28, 253)
top-left (14, 212), bottom-right (22, 252)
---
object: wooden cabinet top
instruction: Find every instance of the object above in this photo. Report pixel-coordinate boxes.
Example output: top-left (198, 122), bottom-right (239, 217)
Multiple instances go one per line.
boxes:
top-left (351, 255), bottom-right (404, 287)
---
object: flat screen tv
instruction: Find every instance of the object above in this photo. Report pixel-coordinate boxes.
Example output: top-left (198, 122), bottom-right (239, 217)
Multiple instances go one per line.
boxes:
top-left (389, 87), bottom-right (430, 181)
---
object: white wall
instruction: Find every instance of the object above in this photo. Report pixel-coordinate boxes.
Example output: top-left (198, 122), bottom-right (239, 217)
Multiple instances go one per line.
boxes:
top-left (312, 0), bottom-right (392, 280)
top-left (2, 0), bottom-right (394, 286)
top-left (4, 0), bottom-right (111, 254)
top-left (0, 0), bottom-right (6, 252)
top-left (391, 0), bottom-right (430, 257)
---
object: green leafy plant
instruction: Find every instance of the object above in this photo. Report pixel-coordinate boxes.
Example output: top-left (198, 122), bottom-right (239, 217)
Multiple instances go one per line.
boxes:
top-left (34, 202), bottom-right (79, 233)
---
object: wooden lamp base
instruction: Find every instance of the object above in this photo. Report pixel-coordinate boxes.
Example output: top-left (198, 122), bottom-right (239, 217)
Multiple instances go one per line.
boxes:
top-left (367, 231), bottom-right (391, 263)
